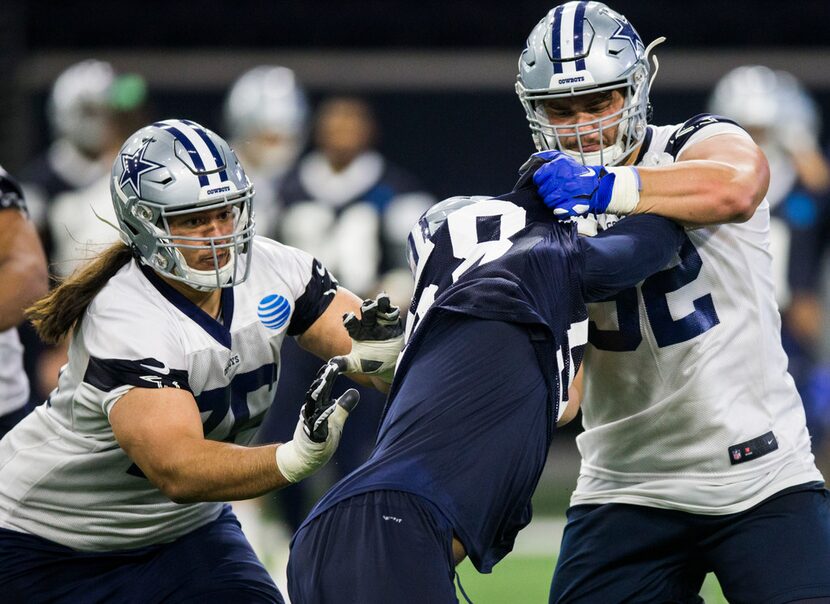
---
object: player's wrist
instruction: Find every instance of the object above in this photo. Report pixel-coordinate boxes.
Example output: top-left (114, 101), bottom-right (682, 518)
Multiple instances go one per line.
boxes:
top-left (275, 423), bottom-right (328, 484)
top-left (334, 336), bottom-right (404, 383)
top-left (602, 166), bottom-right (641, 215)
top-left (275, 440), bottom-right (309, 484)
top-left (275, 403), bottom-right (351, 483)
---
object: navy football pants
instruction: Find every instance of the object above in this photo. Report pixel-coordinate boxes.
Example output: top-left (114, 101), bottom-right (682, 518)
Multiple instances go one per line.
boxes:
top-left (0, 505), bottom-right (282, 603)
top-left (550, 482), bottom-right (830, 604)
top-left (288, 490), bottom-right (459, 604)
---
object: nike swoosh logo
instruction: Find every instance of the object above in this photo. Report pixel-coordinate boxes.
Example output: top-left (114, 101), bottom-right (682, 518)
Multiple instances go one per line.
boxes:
top-left (315, 263), bottom-right (327, 277)
top-left (140, 361), bottom-right (170, 375)
top-left (675, 117), bottom-right (716, 139)
top-left (580, 168), bottom-right (596, 177)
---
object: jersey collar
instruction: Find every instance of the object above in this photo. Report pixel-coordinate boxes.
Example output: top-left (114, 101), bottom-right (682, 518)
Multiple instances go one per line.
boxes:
top-left (139, 263), bottom-right (235, 349)
top-left (632, 126), bottom-right (654, 165)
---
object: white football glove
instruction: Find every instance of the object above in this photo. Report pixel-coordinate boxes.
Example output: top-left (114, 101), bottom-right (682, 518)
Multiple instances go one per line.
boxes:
top-left (276, 361), bottom-right (359, 483)
top-left (331, 293), bottom-right (404, 384)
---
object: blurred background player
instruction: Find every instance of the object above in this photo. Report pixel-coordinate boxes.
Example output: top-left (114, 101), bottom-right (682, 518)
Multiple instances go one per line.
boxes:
top-left (257, 96), bottom-right (436, 539)
top-left (223, 65), bottom-right (309, 239)
top-left (20, 59), bottom-right (117, 248)
top-left (521, 2), bottom-right (830, 602)
top-left (19, 60), bottom-right (151, 404)
top-left (0, 167), bottom-right (48, 439)
top-left (709, 65), bottom-right (830, 474)
top-left (48, 72), bottom-right (150, 279)
top-left (278, 95), bottom-right (434, 302)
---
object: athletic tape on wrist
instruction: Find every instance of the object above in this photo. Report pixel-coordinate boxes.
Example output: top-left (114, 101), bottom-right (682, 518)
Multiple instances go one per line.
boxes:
top-left (605, 166), bottom-right (641, 215)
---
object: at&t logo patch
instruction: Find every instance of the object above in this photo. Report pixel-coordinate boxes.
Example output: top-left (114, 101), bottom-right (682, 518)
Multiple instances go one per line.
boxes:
top-left (258, 294), bottom-right (291, 330)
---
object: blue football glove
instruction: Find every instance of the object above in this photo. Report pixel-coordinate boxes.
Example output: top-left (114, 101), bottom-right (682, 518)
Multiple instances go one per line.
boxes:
top-left (531, 150), bottom-right (641, 218)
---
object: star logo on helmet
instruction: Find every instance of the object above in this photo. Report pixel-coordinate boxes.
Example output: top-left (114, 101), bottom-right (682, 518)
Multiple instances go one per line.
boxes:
top-left (119, 139), bottom-right (164, 197)
top-left (608, 14), bottom-right (644, 54)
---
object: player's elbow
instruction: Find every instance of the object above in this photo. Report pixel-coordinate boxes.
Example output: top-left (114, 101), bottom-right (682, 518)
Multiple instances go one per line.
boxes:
top-left (146, 465), bottom-right (200, 504)
top-left (719, 153), bottom-right (770, 223)
top-left (25, 254), bottom-right (49, 306)
top-left (157, 478), bottom-right (199, 504)
top-left (0, 252), bottom-right (49, 330)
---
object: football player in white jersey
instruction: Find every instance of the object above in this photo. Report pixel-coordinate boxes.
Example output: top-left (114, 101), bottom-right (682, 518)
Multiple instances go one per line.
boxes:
top-left (0, 168), bottom-right (48, 438)
top-left (0, 119), bottom-right (400, 604)
top-left (517, 2), bottom-right (830, 602)
top-left (223, 65), bottom-right (309, 239)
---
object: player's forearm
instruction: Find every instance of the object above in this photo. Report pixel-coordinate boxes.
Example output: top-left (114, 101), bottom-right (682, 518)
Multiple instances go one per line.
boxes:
top-left (580, 214), bottom-right (683, 302)
top-left (0, 248), bottom-right (48, 331)
top-left (632, 159), bottom-right (767, 226)
top-left (147, 439), bottom-right (290, 504)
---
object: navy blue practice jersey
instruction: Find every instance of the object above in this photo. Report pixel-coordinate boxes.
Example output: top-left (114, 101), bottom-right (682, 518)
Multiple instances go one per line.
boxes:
top-left (297, 158), bottom-right (683, 571)
top-left (400, 175), bottom-right (589, 429)
top-left (399, 160), bottom-right (683, 421)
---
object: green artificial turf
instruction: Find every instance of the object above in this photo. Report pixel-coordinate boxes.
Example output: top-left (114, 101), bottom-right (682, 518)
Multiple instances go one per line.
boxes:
top-left (455, 554), bottom-right (728, 603)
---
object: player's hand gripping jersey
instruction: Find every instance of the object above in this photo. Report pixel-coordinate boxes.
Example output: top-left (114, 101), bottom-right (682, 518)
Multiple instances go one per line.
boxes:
top-left (0, 237), bottom-right (337, 551)
top-left (298, 159), bottom-right (683, 572)
top-left (574, 115), bottom-right (823, 514)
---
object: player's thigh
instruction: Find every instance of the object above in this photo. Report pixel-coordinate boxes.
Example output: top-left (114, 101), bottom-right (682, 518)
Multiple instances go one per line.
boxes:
top-left (148, 506), bottom-right (283, 603)
top-left (288, 490), bottom-right (458, 604)
top-left (706, 484), bottom-right (830, 604)
top-left (550, 503), bottom-right (705, 604)
top-left (0, 512), bottom-right (281, 604)
top-left (0, 526), bottom-right (105, 604)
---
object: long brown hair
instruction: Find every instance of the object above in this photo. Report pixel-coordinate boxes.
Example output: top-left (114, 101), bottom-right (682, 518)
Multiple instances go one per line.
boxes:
top-left (26, 243), bottom-right (134, 344)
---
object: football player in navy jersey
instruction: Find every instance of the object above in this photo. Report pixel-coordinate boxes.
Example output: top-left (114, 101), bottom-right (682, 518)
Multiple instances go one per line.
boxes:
top-left (286, 154), bottom-right (685, 603)
top-left (0, 120), bottom-right (399, 604)
top-left (520, 2), bottom-right (830, 602)
top-left (0, 168), bottom-right (48, 438)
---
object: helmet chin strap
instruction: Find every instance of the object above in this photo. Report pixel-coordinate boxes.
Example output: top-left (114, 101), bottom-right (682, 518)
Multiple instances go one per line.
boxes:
top-left (174, 248), bottom-right (237, 291)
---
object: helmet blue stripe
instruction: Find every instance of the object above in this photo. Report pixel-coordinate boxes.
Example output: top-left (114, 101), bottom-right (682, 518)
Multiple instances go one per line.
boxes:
top-left (407, 232), bottom-right (419, 267)
top-left (181, 119), bottom-right (229, 182)
top-left (550, 5), bottom-right (564, 74)
top-left (573, 1), bottom-right (588, 71)
top-left (154, 121), bottom-right (209, 186)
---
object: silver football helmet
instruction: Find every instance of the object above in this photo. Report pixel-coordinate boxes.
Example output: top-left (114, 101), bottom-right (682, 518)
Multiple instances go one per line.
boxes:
top-left (48, 59), bottom-right (115, 155)
top-left (111, 119), bottom-right (256, 291)
top-left (708, 65), bottom-right (821, 143)
top-left (223, 66), bottom-right (308, 174)
top-left (516, 1), bottom-right (664, 166)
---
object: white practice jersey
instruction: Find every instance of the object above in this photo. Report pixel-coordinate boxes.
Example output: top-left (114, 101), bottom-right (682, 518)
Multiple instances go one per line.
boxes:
top-left (0, 328), bottom-right (28, 416)
top-left (0, 237), bottom-right (337, 550)
top-left (573, 115), bottom-right (823, 514)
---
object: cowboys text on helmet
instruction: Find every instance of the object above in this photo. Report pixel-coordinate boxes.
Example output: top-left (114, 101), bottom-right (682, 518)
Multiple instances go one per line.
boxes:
top-left (110, 119), bottom-right (256, 291)
top-left (516, 1), bottom-right (664, 166)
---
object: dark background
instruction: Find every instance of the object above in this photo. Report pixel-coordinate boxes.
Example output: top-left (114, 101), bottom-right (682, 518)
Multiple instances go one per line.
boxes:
top-left (17, 1), bottom-right (830, 49)
top-left (2, 0), bottom-right (829, 198)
